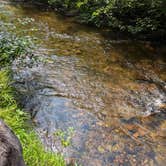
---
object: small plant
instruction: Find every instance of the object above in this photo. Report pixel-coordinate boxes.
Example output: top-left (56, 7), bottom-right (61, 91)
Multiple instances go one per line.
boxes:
top-left (0, 32), bottom-right (32, 67)
top-left (55, 127), bottom-right (75, 147)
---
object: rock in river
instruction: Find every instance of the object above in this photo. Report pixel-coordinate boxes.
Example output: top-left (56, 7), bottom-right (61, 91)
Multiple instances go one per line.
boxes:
top-left (0, 119), bottom-right (25, 166)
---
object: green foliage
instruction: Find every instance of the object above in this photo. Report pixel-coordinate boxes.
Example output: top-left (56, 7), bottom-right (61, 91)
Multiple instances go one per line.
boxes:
top-left (0, 33), bottom-right (65, 166)
top-left (0, 33), bottom-right (32, 67)
top-left (40, 0), bottom-right (166, 35)
top-left (55, 127), bottom-right (75, 147)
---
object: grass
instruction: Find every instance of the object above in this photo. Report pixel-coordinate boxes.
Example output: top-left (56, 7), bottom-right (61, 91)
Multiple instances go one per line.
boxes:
top-left (0, 33), bottom-right (65, 166)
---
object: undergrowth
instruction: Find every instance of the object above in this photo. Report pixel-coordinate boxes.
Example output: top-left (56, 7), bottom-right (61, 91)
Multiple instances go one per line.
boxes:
top-left (38, 0), bottom-right (166, 39)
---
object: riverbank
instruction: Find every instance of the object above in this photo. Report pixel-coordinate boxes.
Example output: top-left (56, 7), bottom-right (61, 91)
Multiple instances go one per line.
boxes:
top-left (28, 0), bottom-right (166, 41)
top-left (8, 0), bottom-right (166, 41)
top-left (0, 33), bottom-right (65, 166)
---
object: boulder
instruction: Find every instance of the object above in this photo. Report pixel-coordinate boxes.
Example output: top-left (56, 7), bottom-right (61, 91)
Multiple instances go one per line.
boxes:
top-left (0, 119), bottom-right (25, 166)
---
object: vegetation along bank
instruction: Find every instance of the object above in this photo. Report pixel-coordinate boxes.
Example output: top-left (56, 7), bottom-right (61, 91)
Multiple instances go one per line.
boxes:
top-left (0, 32), bottom-right (65, 166)
top-left (36, 0), bottom-right (166, 40)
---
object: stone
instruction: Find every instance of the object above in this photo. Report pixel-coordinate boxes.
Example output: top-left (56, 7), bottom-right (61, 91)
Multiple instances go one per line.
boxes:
top-left (159, 104), bottom-right (166, 110)
top-left (75, 50), bottom-right (82, 55)
top-left (97, 146), bottom-right (105, 153)
top-left (133, 132), bottom-right (139, 138)
top-left (157, 121), bottom-right (166, 137)
top-left (0, 119), bottom-right (25, 166)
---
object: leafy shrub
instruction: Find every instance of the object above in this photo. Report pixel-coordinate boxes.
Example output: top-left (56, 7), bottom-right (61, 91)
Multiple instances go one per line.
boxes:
top-left (39, 0), bottom-right (166, 35)
top-left (0, 33), bottom-right (32, 67)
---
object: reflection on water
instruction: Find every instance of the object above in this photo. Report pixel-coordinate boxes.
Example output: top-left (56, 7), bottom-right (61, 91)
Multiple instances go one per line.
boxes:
top-left (1, 1), bottom-right (166, 165)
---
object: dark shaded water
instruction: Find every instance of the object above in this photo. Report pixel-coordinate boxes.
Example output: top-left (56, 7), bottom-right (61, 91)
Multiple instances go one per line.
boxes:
top-left (1, 1), bottom-right (166, 165)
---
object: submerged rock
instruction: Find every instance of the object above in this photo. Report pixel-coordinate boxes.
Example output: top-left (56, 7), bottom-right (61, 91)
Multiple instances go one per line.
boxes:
top-left (0, 119), bottom-right (25, 166)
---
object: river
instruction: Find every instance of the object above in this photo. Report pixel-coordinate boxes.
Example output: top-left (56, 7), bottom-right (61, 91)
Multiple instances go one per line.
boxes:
top-left (0, 1), bottom-right (166, 166)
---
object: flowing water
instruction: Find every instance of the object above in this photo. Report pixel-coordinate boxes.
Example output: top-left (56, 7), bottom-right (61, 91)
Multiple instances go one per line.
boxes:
top-left (0, 1), bottom-right (166, 165)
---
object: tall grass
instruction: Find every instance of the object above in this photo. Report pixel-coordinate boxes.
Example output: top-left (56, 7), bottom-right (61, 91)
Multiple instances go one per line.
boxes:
top-left (0, 33), bottom-right (65, 166)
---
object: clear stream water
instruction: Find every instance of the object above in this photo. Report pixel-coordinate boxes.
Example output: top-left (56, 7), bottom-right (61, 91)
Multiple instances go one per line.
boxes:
top-left (0, 1), bottom-right (166, 166)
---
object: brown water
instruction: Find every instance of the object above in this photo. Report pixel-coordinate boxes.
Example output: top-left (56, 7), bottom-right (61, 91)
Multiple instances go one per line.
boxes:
top-left (1, 1), bottom-right (166, 165)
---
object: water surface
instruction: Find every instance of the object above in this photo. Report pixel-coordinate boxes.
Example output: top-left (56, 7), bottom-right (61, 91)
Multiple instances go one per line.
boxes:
top-left (1, 1), bottom-right (166, 165)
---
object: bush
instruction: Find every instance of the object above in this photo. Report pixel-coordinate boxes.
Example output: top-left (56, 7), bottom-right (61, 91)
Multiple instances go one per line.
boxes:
top-left (40, 0), bottom-right (166, 36)
top-left (0, 33), bottom-right (31, 67)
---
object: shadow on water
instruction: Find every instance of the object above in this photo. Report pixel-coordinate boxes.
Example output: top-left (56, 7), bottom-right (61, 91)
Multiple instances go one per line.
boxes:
top-left (1, 1), bottom-right (166, 165)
